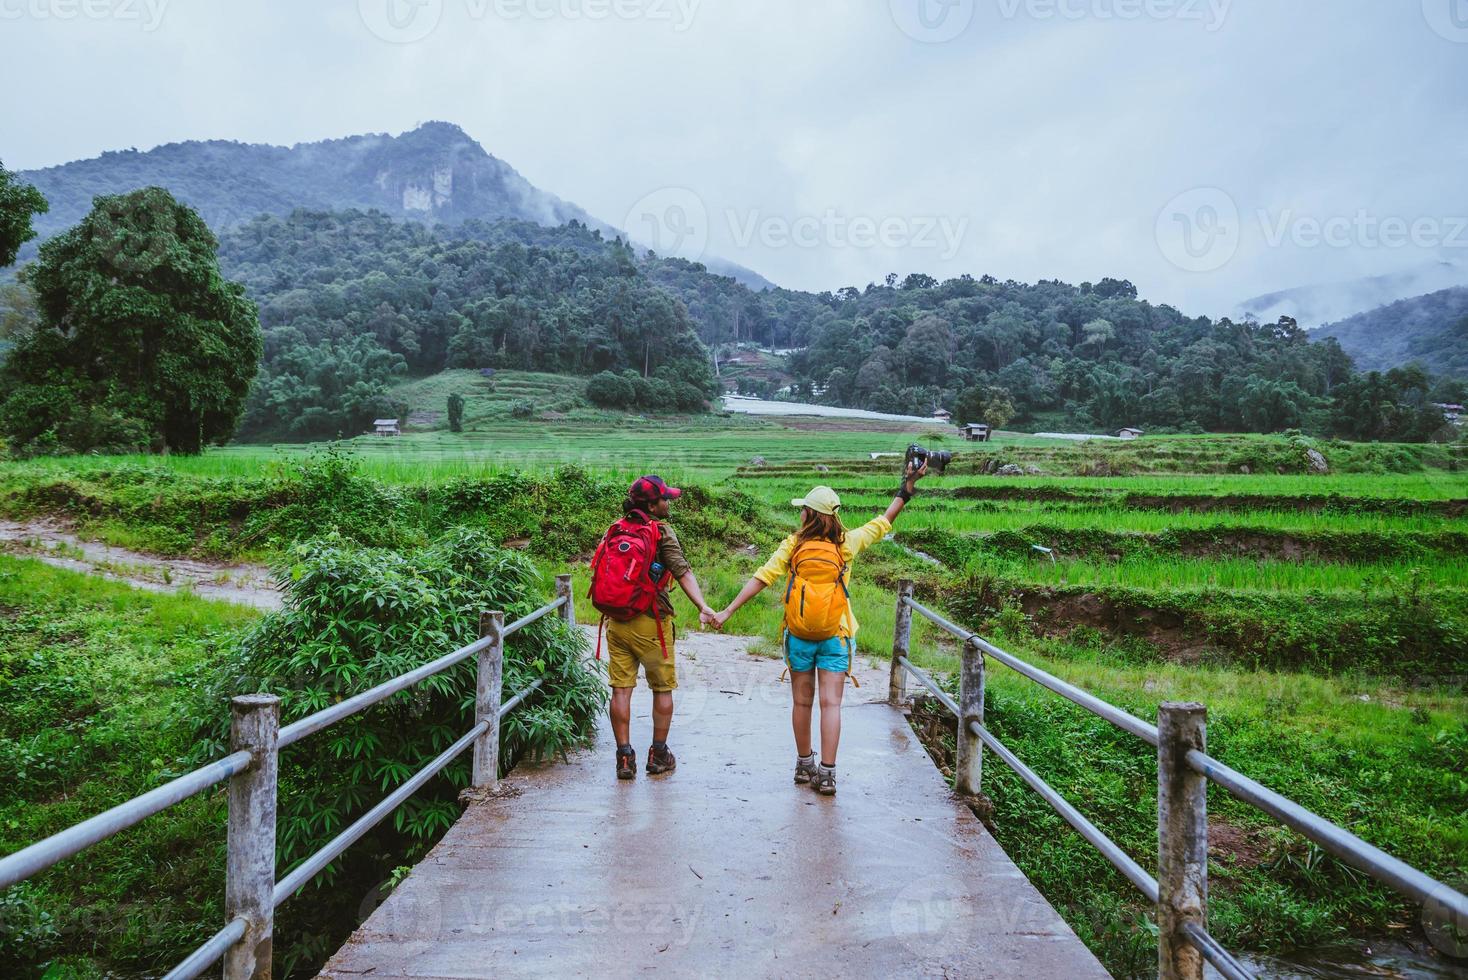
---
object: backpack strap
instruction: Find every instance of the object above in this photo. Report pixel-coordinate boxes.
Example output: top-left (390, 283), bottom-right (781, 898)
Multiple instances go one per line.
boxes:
top-left (595, 614), bottom-right (605, 661)
top-left (652, 599), bottom-right (669, 660)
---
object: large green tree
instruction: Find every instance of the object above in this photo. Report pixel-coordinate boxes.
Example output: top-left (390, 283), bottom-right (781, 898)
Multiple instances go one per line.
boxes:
top-left (0, 160), bottom-right (47, 267)
top-left (0, 187), bottom-right (261, 454)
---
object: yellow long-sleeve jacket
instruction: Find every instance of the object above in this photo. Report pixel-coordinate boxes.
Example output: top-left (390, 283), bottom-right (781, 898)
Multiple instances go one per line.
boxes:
top-left (752, 516), bottom-right (893, 638)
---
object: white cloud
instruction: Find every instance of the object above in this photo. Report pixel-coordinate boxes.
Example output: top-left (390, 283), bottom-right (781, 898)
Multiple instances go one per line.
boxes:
top-left (1, 0), bottom-right (1464, 318)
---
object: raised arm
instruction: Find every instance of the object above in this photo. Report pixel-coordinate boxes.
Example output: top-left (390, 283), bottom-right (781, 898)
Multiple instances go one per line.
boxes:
top-left (881, 459), bottom-right (928, 525)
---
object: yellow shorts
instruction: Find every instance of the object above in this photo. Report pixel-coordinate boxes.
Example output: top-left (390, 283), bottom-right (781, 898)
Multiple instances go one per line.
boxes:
top-left (606, 615), bottom-right (677, 692)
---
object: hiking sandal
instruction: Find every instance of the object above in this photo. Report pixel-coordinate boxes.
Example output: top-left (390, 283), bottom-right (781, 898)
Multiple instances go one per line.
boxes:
top-left (616, 747), bottom-right (636, 780)
top-left (794, 756), bottom-right (819, 785)
top-left (646, 744), bottom-right (677, 775)
top-left (814, 766), bottom-right (836, 796)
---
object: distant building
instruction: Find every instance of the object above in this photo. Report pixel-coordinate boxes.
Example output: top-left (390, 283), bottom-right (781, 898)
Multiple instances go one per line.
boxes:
top-left (1435, 403), bottom-right (1464, 425)
top-left (962, 423), bottom-right (992, 442)
top-left (932, 408), bottom-right (953, 423)
top-left (1117, 427), bottom-right (1145, 440)
top-left (373, 419), bottom-right (401, 437)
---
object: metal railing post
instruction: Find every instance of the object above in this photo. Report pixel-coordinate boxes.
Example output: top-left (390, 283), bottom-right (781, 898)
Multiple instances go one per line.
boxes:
top-left (955, 637), bottom-right (985, 795)
top-left (225, 694), bottom-right (279, 980)
top-left (555, 574), bottom-right (576, 628)
top-left (1158, 702), bottom-right (1208, 980)
top-left (889, 580), bottom-right (914, 705)
top-left (472, 611), bottom-right (506, 790)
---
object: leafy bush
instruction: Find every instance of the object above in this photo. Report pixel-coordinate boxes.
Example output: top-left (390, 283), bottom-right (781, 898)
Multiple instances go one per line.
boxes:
top-left (184, 528), bottom-right (603, 964)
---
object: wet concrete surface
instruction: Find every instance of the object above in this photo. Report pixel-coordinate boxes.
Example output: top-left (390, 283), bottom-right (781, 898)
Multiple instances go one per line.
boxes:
top-left (321, 632), bottom-right (1109, 979)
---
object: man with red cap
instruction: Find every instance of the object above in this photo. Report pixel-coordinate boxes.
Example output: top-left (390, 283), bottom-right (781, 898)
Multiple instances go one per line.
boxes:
top-left (599, 475), bottom-right (716, 779)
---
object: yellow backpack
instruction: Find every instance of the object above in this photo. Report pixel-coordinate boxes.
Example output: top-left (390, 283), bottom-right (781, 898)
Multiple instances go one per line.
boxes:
top-left (783, 539), bottom-right (849, 641)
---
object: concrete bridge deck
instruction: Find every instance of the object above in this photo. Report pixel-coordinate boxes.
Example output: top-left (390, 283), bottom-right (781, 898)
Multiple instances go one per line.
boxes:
top-left (320, 633), bottom-right (1109, 979)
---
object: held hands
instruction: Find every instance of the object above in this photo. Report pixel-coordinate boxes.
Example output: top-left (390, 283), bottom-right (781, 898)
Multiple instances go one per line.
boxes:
top-left (699, 606), bottom-right (732, 631)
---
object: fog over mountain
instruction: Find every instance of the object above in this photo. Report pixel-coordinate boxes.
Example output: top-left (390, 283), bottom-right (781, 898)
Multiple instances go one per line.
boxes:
top-left (15, 122), bottom-right (774, 289)
top-left (2, 1), bottom-right (1464, 315)
top-left (1238, 260), bottom-right (1468, 330)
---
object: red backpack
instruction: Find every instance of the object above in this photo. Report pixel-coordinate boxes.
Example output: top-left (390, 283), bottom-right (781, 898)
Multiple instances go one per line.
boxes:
top-left (589, 512), bottom-right (671, 660)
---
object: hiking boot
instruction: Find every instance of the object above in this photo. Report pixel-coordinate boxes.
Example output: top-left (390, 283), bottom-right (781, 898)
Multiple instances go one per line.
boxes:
top-left (814, 765), bottom-right (837, 796)
top-left (616, 747), bottom-right (636, 780)
top-left (646, 744), bottom-right (677, 775)
top-left (794, 755), bottom-right (819, 785)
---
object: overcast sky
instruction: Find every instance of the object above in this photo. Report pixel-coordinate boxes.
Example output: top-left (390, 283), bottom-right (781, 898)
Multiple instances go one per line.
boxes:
top-left (2, 0), bottom-right (1466, 317)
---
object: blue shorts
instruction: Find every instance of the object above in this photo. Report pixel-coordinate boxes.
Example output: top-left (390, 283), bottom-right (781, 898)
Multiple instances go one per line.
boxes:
top-left (784, 633), bottom-right (851, 674)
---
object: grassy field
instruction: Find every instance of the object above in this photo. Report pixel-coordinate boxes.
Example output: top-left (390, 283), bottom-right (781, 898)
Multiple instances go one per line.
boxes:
top-left (2, 407), bottom-right (1466, 978)
top-left (0, 556), bottom-right (258, 977)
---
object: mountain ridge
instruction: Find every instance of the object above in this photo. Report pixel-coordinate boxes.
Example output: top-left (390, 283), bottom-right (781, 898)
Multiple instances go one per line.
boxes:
top-left (16, 121), bottom-right (774, 289)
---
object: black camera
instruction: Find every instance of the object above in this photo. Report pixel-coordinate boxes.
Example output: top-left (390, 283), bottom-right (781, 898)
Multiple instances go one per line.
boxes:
top-left (905, 443), bottom-right (952, 476)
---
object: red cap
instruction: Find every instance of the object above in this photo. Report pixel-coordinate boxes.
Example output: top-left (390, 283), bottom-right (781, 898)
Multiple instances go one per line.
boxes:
top-left (629, 475), bottom-right (682, 506)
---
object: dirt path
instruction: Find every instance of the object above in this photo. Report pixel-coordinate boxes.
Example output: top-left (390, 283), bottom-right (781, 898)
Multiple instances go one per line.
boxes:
top-left (0, 518), bottom-right (281, 610)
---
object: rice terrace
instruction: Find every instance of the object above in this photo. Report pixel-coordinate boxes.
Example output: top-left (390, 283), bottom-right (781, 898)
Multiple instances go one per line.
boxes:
top-left (4, 4), bottom-right (1468, 978)
top-left (1, 398), bottom-right (1464, 978)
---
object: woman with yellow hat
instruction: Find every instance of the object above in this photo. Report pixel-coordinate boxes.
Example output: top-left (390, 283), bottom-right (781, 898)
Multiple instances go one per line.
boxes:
top-left (711, 459), bottom-right (928, 795)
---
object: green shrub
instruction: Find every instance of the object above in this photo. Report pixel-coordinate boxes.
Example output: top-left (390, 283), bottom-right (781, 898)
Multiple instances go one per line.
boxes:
top-left (183, 528), bottom-right (604, 966)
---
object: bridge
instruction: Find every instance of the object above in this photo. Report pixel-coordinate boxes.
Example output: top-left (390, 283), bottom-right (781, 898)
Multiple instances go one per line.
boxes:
top-left (1, 576), bottom-right (1464, 979)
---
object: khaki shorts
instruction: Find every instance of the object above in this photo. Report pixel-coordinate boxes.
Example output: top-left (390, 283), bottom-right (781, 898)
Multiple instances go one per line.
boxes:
top-left (607, 614), bottom-right (677, 692)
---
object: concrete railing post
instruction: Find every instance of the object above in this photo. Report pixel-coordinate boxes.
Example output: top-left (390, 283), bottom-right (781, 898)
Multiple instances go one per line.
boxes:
top-left (955, 637), bottom-right (985, 796)
top-left (555, 574), bottom-right (576, 628)
top-left (472, 611), bottom-right (506, 790)
top-left (1158, 702), bottom-right (1208, 980)
top-left (889, 580), bottom-right (914, 705)
top-left (225, 694), bottom-right (279, 980)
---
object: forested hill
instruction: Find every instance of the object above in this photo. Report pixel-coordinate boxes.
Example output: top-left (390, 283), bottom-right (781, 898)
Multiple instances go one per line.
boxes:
top-left (220, 210), bottom-right (717, 441)
top-left (1312, 287), bottom-right (1468, 379)
top-left (14, 122), bottom-right (773, 290)
top-left (214, 205), bottom-right (1461, 444)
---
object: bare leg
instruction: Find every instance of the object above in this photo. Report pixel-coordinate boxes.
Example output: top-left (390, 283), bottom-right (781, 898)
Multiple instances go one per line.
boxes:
top-left (790, 670), bottom-right (815, 757)
top-left (652, 691), bottom-right (674, 744)
top-left (610, 686), bottom-right (633, 746)
top-left (817, 670), bottom-right (846, 766)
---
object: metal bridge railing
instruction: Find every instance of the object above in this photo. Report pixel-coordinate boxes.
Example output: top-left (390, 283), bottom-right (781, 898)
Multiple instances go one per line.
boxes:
top-left (0, 574), bottom-right (579, 980)
top-left (888, 579), bottom-right (1467, 980)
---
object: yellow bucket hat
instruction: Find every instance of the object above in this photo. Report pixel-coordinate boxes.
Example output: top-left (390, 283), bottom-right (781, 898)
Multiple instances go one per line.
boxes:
top-left (791, 485), bottom-right (841, 515)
